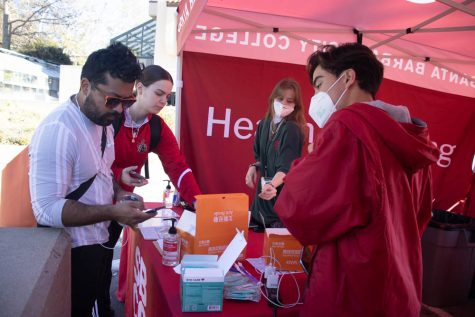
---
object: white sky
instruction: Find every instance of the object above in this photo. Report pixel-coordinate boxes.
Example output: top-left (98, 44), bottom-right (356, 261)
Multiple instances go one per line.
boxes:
top-left (69, 0), bottom-right (151, 58)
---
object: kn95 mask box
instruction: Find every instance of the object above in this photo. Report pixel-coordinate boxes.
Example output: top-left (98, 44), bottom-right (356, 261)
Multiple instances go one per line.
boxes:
top-left (263, 228), bottom-right (304, 272)
top-left (180, 230), bottom-right (247, 312)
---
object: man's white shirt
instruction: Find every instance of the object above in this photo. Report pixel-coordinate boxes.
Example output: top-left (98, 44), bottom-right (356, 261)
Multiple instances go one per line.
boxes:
top-left (29, 97), bottom-right (115, 248)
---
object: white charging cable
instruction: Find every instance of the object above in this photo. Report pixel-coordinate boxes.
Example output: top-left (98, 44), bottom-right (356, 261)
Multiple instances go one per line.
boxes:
top-left (257, 253), bottom-right (303, 308)
top-left (94, 222), bottom-right (129, 250)
top-left (256, 212), bottom-right (303, 307)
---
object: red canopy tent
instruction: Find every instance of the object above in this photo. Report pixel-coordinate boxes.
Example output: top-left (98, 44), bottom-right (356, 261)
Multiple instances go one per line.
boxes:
top-left (174, 0), bottom-right (475, 214)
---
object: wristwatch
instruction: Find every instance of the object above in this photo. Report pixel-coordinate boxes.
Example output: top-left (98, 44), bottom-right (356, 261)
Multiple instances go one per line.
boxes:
top-left (249, 162), bottom-right (261, 168)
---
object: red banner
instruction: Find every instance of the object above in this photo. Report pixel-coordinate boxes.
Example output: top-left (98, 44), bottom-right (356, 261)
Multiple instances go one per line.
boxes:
top-left (180, 51), bottom-right (475, 214)
top-left (377, 80), bottom-right (475, 213)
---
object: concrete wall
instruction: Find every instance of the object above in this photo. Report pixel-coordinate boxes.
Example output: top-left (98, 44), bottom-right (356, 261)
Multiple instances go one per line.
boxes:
top-left (0, 228), bottom-right (71, 317)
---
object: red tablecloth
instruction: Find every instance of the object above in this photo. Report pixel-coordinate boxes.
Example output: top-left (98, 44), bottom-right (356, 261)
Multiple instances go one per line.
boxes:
top-left (118, 203), bottom-right (306, 317)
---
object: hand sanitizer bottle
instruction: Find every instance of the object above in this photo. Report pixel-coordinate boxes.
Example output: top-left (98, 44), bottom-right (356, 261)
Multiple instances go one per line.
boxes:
top-left (162, 218), bottom-right (180, 266)
top-left (163, 180), bottom-right (173, 208)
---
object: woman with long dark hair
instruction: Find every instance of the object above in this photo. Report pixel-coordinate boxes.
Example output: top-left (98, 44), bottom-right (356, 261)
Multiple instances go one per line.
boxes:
top-left (245, 78), bottom-right (306, 229)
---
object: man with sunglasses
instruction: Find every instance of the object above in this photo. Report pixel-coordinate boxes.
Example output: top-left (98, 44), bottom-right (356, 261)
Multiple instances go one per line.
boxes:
top-left (29, 42), bottom-right (154, 317)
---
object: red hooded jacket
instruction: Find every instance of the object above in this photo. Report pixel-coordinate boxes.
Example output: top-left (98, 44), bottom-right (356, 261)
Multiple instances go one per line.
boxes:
top-left (275, 102), bottom-right (439, 317)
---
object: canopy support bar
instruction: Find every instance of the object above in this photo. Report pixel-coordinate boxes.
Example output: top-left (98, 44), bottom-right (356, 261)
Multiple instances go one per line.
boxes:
top-left (362, 26), bottom-right (475, 33)
top-left (436, 0), bottom-right (475, 16)
top-left (370, 0), bottom-right (475, 50)
top-left (365, 33), bottom-right (473, 82)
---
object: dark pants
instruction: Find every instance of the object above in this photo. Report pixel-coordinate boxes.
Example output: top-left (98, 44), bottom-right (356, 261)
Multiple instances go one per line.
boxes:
top-left (71, 244), bottom-right (108, 317)
top-left (96, 221), bottom-right (123, 316)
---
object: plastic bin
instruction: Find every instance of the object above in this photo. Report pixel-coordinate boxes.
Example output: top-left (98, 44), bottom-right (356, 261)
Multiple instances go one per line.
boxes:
top-left (421, 210), bottom-right (475, 307)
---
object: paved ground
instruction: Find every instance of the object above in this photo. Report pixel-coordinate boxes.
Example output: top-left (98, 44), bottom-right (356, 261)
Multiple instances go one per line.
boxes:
top-left (111, 239), bottom-right (125, 317)
top-left (0, 144), bottom-right (26, 172)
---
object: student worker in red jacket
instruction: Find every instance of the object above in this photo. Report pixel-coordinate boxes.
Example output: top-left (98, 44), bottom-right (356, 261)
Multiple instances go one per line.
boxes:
top-left (261, 43), bottom-right (440, 317)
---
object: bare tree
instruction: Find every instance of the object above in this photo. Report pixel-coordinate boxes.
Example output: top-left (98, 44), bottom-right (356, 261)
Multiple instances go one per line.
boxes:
top-left (1, 0), bottom-right (76, 50)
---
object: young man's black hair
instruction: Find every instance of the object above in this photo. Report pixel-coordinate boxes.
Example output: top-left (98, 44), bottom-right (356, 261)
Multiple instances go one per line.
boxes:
top-left (306, 43), bottom-right (384, 98)
top-left (80, 42), bottom-right (142, 85)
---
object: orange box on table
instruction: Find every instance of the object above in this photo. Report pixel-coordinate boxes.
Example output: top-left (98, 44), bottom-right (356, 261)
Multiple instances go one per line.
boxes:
top-left (177, 193), bottom-right (249, 259)
top-left (263, 228), bottom-right (304, 271)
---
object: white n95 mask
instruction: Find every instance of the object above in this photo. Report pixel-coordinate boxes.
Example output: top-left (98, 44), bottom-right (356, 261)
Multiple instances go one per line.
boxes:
top-left (308, 73), bottom-right (347, 128)
top-left (309, 92), bottom-right (336, 128)
top-left (273, 100), bottom-right (294, 120)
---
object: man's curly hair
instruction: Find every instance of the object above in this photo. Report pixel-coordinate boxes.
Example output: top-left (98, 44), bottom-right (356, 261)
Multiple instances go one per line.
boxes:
top-left (80, 42), bottom-right (142, 85)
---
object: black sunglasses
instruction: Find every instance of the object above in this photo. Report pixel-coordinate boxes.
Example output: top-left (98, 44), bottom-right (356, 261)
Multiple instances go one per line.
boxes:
top-left (94, 85), bottom-right (136, 109)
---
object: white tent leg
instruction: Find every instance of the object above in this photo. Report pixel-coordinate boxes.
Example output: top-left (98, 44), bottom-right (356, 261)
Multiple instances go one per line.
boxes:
top-left (175, 52), bottom-right (183, 147)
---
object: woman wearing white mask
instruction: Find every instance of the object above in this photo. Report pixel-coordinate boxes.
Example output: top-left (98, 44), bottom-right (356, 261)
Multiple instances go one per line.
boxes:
top-left (245, 78), bottom-right (307, 229)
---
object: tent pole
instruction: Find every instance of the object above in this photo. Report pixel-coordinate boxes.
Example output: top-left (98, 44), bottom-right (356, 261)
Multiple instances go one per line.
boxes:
top-left (175, 52), bottom-right (183, 147)
top-left (353, 28), bottom-right (363, 44)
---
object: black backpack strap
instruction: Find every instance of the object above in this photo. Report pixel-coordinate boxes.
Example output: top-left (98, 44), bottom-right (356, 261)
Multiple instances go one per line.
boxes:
top-left (112, 112), bottom-right (125, 138)
top-left (149, 114), bottom-right (162, 150)
top-left (144, 158), bottom-right (150, 179)
top-left (144, 114), bottom-right (162, 179)
top-left (39, 122), bottom-right (105, 228)
top-left (65, 175), bottom-right (97, 200)
top-left (37, 174), bottom-right (97, 228)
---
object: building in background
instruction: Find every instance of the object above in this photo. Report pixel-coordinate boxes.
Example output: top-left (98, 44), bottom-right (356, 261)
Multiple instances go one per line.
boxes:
top-left (0, 1), bottom-right (178, 105)
top-left (110, 19), bottom-right (156, 67)
top-left (0, 48), bottom-right (59, 101)
top-left (149, 0), bottom-right (179, 80)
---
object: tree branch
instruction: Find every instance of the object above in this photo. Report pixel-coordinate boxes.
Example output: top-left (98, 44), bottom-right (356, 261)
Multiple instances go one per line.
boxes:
top-left (8, 0), bottom-right (75, 37)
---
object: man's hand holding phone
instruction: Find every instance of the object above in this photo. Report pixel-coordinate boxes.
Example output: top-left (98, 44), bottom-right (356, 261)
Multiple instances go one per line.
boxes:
top-left (114, 193), bottom-right (154, 227)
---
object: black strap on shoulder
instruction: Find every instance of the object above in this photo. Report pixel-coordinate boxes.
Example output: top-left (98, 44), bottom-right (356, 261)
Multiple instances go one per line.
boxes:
top-left (149, 114), bottom-right (162, 150)
top-left (144, 159), bottom-right (150, 179)
top-left (100, 126), bottom-right (107, 157)
top-left (144, 114), bottom-right (162, 179)
top-left (37, 174), bottom-right (97, 228)
top-left (38, 119), bottom-right (105, 228)
top-left (112, 113), bottom-right (125, 138)
top-left (65, 175), bottom-right (97, 200)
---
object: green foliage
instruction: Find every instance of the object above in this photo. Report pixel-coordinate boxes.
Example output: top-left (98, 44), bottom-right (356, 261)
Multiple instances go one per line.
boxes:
top-left (0, 100), bottom-right (177, 146)
top-left (159, 106), bottom-right (176, 133)
top-left (20, 40), bottom-right (73, 65)
top-left (0, 100), bottom-right (58, 145)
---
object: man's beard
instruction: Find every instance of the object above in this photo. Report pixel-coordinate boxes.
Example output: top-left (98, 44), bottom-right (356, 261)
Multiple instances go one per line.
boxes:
top-left (83, 94), bottom-right (121, 126)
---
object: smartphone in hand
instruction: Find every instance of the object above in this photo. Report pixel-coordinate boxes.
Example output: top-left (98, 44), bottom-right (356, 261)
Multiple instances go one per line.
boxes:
top-left (143, 208), bottom-right (158, 215)
top-left (129, 170), bottom-right (146, 180)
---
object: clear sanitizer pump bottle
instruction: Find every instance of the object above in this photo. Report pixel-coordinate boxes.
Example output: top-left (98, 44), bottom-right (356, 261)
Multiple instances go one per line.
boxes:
top-left (162, 218), bottom-right (180, 266)
top-left (163, 180), bottom-right (173, 208)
